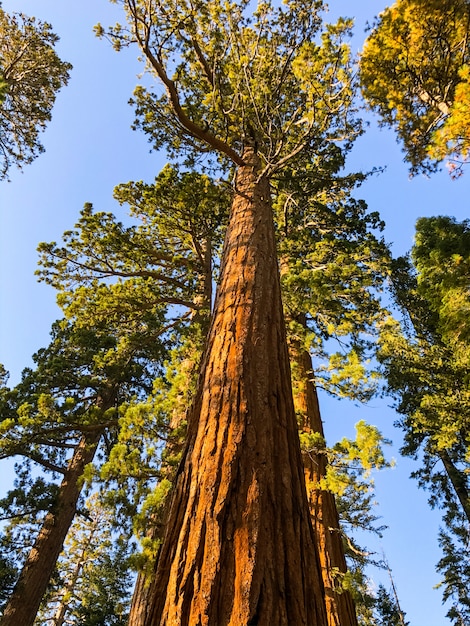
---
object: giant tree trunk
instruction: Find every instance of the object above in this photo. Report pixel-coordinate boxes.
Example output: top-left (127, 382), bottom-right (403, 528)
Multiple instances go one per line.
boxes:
top-left (292, 337), bottom-right (358, 626)
top-left (142, 147), bottom-right (327, 625)
top-left (1, 428), bottom-right (104, 626)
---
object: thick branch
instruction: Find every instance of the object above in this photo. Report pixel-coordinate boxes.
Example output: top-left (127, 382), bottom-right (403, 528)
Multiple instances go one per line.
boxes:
top-left (127, 2), bottom-right (244, 166)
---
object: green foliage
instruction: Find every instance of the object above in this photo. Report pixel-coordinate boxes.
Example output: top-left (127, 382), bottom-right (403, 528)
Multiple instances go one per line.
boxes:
top-left (97, 325), bottom-right (202, 571)
top-left (37, 166), bottom-right (229, 328)
top-left (0, 319), bottom-right (163, 473)
top-left (323, 421), bottom-right (391, 535)
top-left (0, 481), bottom-right (48, 613)
top-left (373, 584), bottom-right (408, 626)
top-left (379, 215), bottom-right (470, 622)
top-left (275, 167), bottom-right (391, 400)
top-left (97, 0), bottom-right (360, 172)
top-left (360, 0), bottom-right (470, 176)
top-left (0, 8), bottom-right (71, 178)
top-left (301, 416), bottom-right (393, 614)
top-left (436, 509), bottom-right (470, 625)
top-left (36, 495), bottom-right (133, 625)
top-left (0, 553), bottom-right (18, 614)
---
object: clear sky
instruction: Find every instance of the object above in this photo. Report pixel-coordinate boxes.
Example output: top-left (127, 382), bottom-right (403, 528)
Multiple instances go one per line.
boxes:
top-left (1, 1), bottom-right (469, 624)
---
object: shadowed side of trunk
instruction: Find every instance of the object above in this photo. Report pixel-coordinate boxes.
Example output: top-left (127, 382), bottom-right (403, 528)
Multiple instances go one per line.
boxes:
top-left (1, 428), bottom-right (104, 626)
top-left (129, 250), bottom-right (213, 626)
top-left (293, 341), bottom-right (358, 626)
top-left (144, 147), bottom-right (327, 625)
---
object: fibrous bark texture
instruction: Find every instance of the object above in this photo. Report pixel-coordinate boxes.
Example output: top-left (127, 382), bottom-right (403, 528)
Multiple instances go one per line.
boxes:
top-left (294, 345), bottom-right (358, 626)
top-left (143, 148), bottom-right (327, 626)
top-left (2, 429), bottom-right (103, 626)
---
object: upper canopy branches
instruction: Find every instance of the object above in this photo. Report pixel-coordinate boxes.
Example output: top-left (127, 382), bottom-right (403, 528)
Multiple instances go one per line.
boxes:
top-left (360, 0), bottom-right (470, 176)
top-left (97, 0), bottom-right (360, 174)
top-left (0, 8), bottom-right (71, 179)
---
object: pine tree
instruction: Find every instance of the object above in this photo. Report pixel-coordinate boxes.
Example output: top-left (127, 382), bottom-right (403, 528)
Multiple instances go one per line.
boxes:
top-left (0, 316), bottom-right (165, 626)
top-left (379, 216), bottom-right (470, 622)
top-left (0, 7), bottom-right (71, 178)
top-left (36, 494), bottom-right (133, 626)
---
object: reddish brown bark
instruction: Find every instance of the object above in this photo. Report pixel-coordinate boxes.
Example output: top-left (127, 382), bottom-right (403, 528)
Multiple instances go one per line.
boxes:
top-left (142, 148), bottom-right (327, 625)
top-left (1, 428), bottom-right (104, 626)
top-left (293, 342), bottom-right (358, 626)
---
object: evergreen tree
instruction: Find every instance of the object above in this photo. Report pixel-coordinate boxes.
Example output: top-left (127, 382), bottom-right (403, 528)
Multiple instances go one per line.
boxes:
top-left (36, 494), bottom-right (133, 626)
top-left (94, 1), bottom-right (365, 621)
top-left (360, 0), bottom-right (470, 176)
top-left (0, 7), bottom-right (71, 178)
top-left (0, 316), bottom-right (166, 626)
top-left (379, 216), bottom-right (470, 622)
top-left (373, 584), bottom-right (408, 626)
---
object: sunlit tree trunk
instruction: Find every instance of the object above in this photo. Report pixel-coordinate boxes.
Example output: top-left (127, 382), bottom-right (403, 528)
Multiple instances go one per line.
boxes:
top-left (291, 330), bottom-right (358, 626)
top-left (2, 419), bottom-right (107, 626)
top-left (142, 147), bottom-right (327, 625)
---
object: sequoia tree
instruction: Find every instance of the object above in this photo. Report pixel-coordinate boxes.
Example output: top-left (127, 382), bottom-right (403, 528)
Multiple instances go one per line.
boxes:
top-left (359, 0), bottom-right (470, 176)
top-left (96, 0), bottom-right (362, 623)
top-left (0, 7), bottom-right (71, 179)
top-left (36, 143), bottom-right (392, 622)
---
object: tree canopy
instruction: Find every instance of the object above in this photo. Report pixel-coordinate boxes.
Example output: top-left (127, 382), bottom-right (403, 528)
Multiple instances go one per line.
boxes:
top-left (360, 0), bottom-right (470, 176)
top-left (96, 0), bottom-right (359, 175)
top-left (378, 216), bottom-right (470, 623)
top-left (0, 7), bottom-right (71, 179)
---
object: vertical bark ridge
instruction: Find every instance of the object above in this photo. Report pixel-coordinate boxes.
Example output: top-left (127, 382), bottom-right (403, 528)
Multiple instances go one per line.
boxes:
top-left (145, 147), bottom-right (327, 625)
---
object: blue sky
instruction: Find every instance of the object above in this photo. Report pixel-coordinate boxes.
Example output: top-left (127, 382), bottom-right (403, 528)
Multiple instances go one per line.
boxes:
top-left (1, 1), bottom-right (470, 623)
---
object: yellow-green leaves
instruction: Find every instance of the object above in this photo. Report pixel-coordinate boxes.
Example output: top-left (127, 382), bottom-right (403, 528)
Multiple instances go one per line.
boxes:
top-left (323, 420), bottom-right (392, 497)
top-left (101, 0), bottom-right (360, 173)
top-left (360, 0), bottom-right (470, 176)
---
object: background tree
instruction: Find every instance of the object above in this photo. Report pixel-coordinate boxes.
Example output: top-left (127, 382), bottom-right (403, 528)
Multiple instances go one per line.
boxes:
top-left (360, 0), bottom-right (470, 176)
top-left (372, 584), bottom-right (408, 626)
top-left (0, 7), bottom-right (71, 179)
top-left (35, 494), bottom-right (133, 626)
top-left (275, 161), bottom-right (390, 623)
top-left (378, 216), bottom-right (470, 622)
top-left (0, 315), bottom-right (166, 626)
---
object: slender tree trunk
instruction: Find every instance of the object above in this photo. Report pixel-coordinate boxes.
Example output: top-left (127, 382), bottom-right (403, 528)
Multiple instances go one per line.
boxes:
top-left (290, 332), bottom-right (358, 626)
top-left (51, 528), bottom-right (95, 626)
top-left (142, 147), bottom-right (327, 626)
top-left (128, 414), bottom-right (186, 626)
top-left (1, 428), bottom-right (104, 626)
top-left (51, 557), bottom-right (82, 626)
top-left (439, 449), bottom-right (470, 522)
